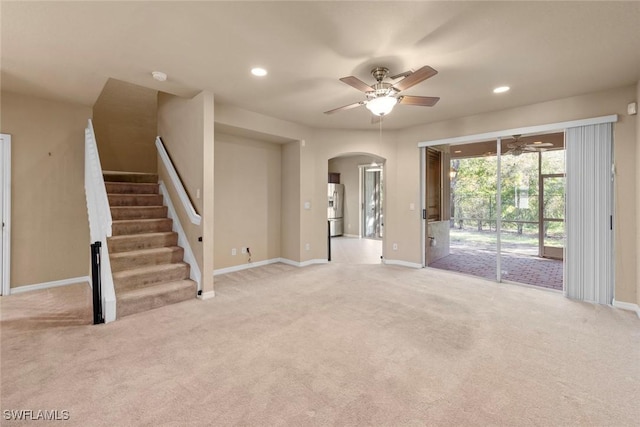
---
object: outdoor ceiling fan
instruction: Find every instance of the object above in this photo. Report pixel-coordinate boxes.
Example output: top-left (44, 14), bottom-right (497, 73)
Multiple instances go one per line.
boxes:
top-left (506, 135), bottom-right (553, 156)
top-left (324, 66), bottom-right (440, 119)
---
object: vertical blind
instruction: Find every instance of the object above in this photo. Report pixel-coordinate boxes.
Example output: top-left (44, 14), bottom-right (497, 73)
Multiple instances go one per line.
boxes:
top-left (565, 123), bottom-right (614, 304)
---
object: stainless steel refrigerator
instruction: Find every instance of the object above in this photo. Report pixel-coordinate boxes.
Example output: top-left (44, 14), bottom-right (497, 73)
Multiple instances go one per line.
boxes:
top-left (328, 183), bottom-right (344, 237)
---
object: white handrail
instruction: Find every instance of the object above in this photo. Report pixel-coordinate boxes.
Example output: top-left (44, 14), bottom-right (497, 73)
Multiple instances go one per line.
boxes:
top-left (155, 137), bottom-right (201, 225)
top-left (84, 119), bottom-right (116, 323)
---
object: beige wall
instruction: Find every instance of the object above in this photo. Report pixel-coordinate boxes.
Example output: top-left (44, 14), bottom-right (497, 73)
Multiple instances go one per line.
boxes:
top-left (305, 129), bottom-right (397, 262)
top-left (281, 141), bottom-right (301, 262)
top-left (636, 81), bottom-right (640, 308)
top-left (214, 132), bottom-right (281, 269)
top-left (1, 91), bottom-right (91, 287)
top-left (399, 84), bottom-right (638, 304)
top-left (93, 79), bottom-right (158, 173)
top-left (211, 85), bottom-right (638, 305)
top-left (157, 91), bottom-right (215, 294)
top-left (214, 104), bottom-right (307, 263)
top-left (329, 154), bottom-right (379, 237)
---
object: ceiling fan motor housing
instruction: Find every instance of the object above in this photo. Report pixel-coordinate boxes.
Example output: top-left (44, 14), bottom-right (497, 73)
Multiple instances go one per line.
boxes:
top-left (366, 82), bottom-right (397, 99)
top-left (371, 67), bottom-right (389, 82)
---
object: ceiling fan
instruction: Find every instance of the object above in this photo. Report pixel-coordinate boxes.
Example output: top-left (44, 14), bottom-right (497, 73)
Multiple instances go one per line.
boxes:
top-left (506, 135), bottom-right (554, 156)
top-left (324, 66), bottom-right (440, 118)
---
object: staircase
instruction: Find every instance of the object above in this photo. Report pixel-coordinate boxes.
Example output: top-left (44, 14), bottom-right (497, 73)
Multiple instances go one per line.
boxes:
top-left (104, 171), bottom-right (196, 318)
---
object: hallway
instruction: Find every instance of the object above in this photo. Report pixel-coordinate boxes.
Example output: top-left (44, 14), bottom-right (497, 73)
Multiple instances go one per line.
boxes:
top-left (330, 236), bottom-right (382, 265)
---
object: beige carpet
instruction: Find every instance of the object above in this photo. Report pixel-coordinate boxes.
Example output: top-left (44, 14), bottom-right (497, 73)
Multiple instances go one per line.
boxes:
top-left (1, 263), bottom-right (639, 426)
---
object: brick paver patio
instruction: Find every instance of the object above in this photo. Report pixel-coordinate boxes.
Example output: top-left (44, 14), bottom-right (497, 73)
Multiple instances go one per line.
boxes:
top-left (429, 246), bottom-right (563, 291)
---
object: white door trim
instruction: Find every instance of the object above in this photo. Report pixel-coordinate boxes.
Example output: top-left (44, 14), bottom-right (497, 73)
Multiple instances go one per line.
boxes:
top-left (1, 134), bottom-right (11, 296)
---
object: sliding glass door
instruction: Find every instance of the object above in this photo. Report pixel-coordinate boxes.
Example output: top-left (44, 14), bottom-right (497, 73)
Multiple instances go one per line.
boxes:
top-left (427, 134), bottom-right (566, 290)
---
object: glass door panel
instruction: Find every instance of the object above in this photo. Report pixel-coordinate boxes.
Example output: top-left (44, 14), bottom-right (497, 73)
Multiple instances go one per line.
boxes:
top-left (429, 146), bottom-right (497, 282)
top-left (362, 166), bottom-right (382, 239)
top-left (499, 151), bottom-right (540, 284)
top-left (541, 175), bottom-right (565, 260)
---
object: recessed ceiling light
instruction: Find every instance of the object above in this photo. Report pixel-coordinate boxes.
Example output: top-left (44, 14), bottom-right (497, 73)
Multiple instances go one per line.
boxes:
top-left (152, 71), bottom-right (167, 82)
top-left (251, 67), bottom-right (268, 77)
top-left (454, 150), bottom-right (462, 153)
top-left (532, 141), bottom-right (543, 145)
top-left (493, 86), bottom-right (510, 94)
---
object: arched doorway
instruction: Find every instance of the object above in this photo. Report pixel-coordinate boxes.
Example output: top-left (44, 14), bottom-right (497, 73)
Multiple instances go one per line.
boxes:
top-left (328, 153), bottom-right (385, 264)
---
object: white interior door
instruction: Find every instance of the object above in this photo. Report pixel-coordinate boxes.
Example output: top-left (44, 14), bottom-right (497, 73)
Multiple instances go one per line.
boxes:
top-left (1, 134), bottom-right (11, 296)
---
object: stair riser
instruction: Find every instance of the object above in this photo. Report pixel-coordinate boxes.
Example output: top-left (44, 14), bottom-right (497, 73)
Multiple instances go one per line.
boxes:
top-left (111, 206), bottom-right (168, 220)
top-left (117, 284), bottom-right (195, 318)
top-left (111, 248), bottom-right (184, 272)
top-left (103, 173), bottom-right (158, 184)
top-left (108, 194), bottom-right (164, 207)
top-left (114, 265), bottom-right (190, 292)
top-left (112, 219), bottom-right (173, 235)
top-left (108, 233), bottom-right (179, 253)
top-left (106, 182), bottom-right (159, 194)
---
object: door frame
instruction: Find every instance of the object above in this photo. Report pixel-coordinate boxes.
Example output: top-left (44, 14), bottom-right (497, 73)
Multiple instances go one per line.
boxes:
top-left (359, 163), bottom-right (384, 239)
top-left (1, 134), bottom-right (11, 296)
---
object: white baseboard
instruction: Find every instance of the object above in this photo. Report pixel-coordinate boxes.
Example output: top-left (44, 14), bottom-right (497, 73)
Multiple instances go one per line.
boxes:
top-left (383, 259), bottom-right (422, 269)
top-left (214, 257), bottom-right (329, 275)
top-left (280, 258), bottom-right (329, 268)
top-left (612, 299), bottom-right (640, 318)
top-left (213, 258), bottom-right (282, 276)
top-left (10, 276), bottom-right (91, 295)
top-left (198, 290), bottom-right (216, 300)
top-left (159, 181), bottom-right (202, 291)
top-left (342, 234), bottom-right (360, 238)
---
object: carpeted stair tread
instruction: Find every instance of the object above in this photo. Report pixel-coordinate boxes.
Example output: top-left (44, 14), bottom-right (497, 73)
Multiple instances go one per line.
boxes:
top-left (103, 169), bottom-right (195, 318)
top-left (116, 279), bottom-right (196, 318)
top-left (110, 206), bottom-right (168, 220)
top-left (112, 262), bottom-right (190, 292)
top-left (112, 218), bottom-right (173, 235)
top-left (108, 232), bottom-right (178, 253)
top-left (103, 171), bottom-right (159, 184)
top-left (105, 182), bottom-right (159, 194)
top-left (108, 194), bottom-right (164, 207)
top-left (110, 246), bottom-right (185, 272)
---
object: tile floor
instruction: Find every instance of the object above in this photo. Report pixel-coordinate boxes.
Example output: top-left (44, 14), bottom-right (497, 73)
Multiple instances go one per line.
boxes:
top-left (329, 236), bottom-right (382, 264)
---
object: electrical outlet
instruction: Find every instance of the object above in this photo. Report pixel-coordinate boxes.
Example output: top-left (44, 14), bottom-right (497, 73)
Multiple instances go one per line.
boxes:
top-left (392, 243), bottom-right (398, 251)
top-left (241, 247), bottom-right (247, 254)
top-left (196, 188), bottom-right (201, 199)
top-left (231, 248), bottom-right (237, 256)
top-left (305, 243), bottom-right (311, 251)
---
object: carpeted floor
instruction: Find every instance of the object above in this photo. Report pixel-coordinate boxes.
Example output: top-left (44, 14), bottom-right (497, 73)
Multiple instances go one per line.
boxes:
top-left (1, 263), bottom-right (639, 426)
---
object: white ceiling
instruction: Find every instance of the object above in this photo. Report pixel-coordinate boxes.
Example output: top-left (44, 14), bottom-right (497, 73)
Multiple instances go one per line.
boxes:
top-left (2, 1), bottom-right (639, 131)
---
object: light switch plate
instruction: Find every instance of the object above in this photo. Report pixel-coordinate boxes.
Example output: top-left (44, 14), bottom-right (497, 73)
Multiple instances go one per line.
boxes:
top-left (628, 102), bottom-right (637, 115)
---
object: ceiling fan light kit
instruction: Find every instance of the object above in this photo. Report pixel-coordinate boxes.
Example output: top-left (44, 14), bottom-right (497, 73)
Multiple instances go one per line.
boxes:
top-left (324, 65), bottom-right (440, 119)
top-left (366, 96), bottom-right (397, 116)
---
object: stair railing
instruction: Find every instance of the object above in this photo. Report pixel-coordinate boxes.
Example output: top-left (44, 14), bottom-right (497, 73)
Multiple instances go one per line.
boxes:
top-left (155, 137), bottom-right (201, 225)
top-left (155, 136), bottom-right (202, 291)
top-left (84, 119), bottom-right (116, 323)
